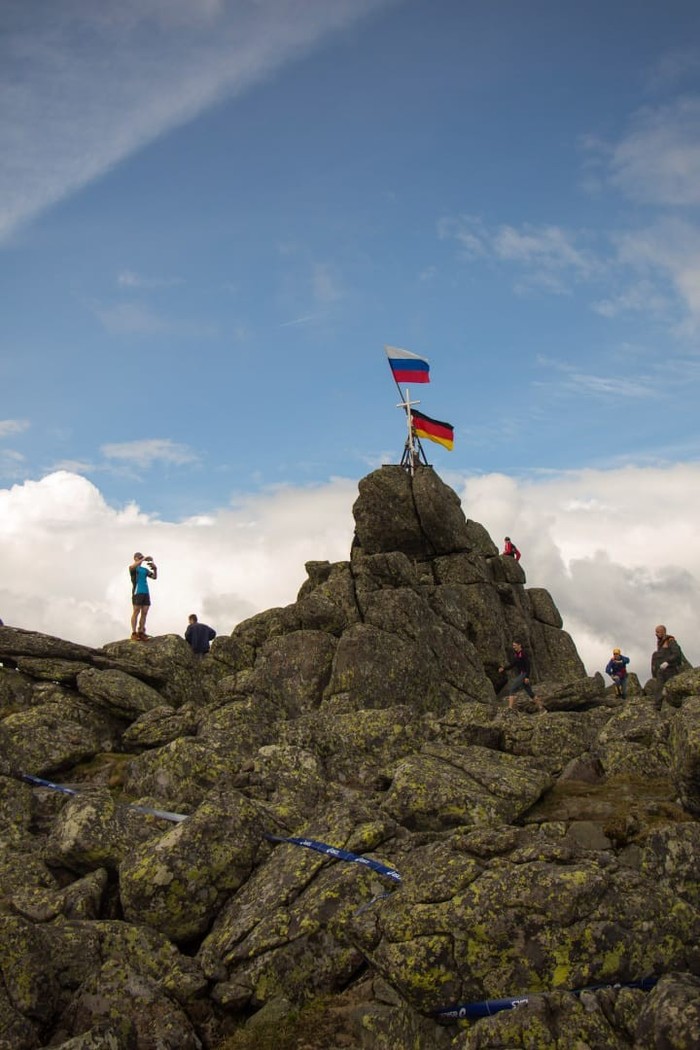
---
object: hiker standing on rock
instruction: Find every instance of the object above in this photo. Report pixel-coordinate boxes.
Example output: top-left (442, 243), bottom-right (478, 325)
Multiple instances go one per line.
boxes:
top-left (185, 614), bottom-right (216, 657)
top-left (129, 553), bottom-right (157, 641)
top-left (651, 625), bottom-right (686, 684)
top-left (605, 648), bottom-right (630, 698)
top-left (498, 641), bottom-right (545, 713)
top-left (503, 537), bottom-right (521, 561)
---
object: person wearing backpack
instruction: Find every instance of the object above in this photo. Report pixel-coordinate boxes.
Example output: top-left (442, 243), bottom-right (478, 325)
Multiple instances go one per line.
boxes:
top-left (651, 625), bottom-right (688, 684)
top-left (129, 552), bottom-right (157, 641)
top-left (503, 537), bottom-right (521, 561)
top-left (605, 647), bottom-right (630, 698)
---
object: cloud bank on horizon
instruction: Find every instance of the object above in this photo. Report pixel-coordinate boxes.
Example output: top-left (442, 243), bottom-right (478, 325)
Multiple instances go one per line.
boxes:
top-left (0, 0), bottom-right (395, 243)
top-left (1, 466), bottom-right (698, 682)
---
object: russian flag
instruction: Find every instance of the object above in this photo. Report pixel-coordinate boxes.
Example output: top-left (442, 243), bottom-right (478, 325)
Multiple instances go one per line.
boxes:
top-left (410, 408), bottom-right (454, 451)
top-left (385, 345), bottom-right (430, 384)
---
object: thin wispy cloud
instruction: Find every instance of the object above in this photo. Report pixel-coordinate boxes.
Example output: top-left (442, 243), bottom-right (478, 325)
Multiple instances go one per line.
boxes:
top-left (93, 300), bottom-right (217, 337)
top-left (648, 47), bottom-right (700, 91)
top-left (567, 373), bottom-right (655, 399)
top-left (609, 96), bottom-right (700, 206)
top-left (0, 449), bottom-right (26, 480)
top-left (612, 219), bottom-right (700, 325)
top-left (0, 0), bottom-right (398, 243)
top-left (100, 438), bottom-right (199, 468)
top-left (49, 459), bottom-right (96, 474)
top-left (278, 314), bottom-right (320, 328)
top-left (0, 419), bottom-right (30, 437)
top-left (534, 357), bottom-right (655, 400)
top-left (439, 215), bottom-right (602, 287)
top-left (312, 262), bottom-right (343, 304)
top-left (592, 280), bottom-right (671, 319)
top-left (94, 302), bottom-right (173, 336)
top-left (117, 270), bottom-right (183, 289)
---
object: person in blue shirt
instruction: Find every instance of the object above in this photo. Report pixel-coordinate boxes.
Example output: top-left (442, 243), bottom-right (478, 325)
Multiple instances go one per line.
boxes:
top-left (129, 552), bottom-right (157, 641)
top-left (605, 648), bottom-right (630, 698)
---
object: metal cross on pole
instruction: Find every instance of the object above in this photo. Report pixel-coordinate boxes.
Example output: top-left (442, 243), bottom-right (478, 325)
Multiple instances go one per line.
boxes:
top-left (397, 388), bottom-right (429, 475)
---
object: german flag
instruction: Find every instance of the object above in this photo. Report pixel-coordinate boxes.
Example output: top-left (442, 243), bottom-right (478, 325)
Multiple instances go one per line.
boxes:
top-left (410, 409), bottom-right (454, 451)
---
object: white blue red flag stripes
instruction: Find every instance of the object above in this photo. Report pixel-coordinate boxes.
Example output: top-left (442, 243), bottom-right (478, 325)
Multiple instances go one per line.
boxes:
top-left (385, 346), bottom-right (430, 384)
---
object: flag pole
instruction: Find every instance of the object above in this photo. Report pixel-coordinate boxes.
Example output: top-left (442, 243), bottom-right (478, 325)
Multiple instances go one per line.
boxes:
top-left (397, 386), bottom-right (422, 475)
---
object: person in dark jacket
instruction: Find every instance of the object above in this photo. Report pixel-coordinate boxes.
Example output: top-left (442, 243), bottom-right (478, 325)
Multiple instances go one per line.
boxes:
top-left (651, 625), bottom-right (687, 684)
top-left (605, 647), bottom-right (630, 698)
top-left (498, 641), bottom-right (545, 713)
top-left (185, 614), bottom-right (216, 656)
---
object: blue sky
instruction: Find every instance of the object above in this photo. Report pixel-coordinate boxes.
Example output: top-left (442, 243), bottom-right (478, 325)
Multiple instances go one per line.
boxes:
top-left (2, 0), bottom-right (700, 671)
top-left (3, 0), bottom-right (700, 515)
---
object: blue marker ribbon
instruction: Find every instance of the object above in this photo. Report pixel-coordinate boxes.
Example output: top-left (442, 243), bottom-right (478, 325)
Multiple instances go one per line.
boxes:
top-left (19, 773), bottom-right (188, 823)
top-left (434, 976), bottom-right (659, 1021)
top-left (21, 773), bottom-right (78, 796)
top-left (264, 833), bottom-right (402, 882)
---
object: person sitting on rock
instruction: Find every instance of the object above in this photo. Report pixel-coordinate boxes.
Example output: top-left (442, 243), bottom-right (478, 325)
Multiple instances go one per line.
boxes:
top-left (185, 614), bottom-right (216, 657)
top-left (498, 641), bottom-right (545, 713)
top-left (503, 537), bottom-right (521, 561)
top-left (651, 625), bottom-right (687, 684)
top-left (605, 648), bottom-right (630, 698)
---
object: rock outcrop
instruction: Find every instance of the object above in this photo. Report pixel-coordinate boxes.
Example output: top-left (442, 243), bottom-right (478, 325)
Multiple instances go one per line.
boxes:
top-left (0, 465), bottom-right (698, 1049)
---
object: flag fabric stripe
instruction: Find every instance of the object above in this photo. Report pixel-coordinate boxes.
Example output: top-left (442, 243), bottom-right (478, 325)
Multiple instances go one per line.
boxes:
top-left (411, 409), bottom-right (454, 450)
top-left (385, 345), bottom-right (430, 384)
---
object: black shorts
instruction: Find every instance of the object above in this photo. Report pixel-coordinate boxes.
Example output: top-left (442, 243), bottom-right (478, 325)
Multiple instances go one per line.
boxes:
top-left (132, 593), bottom-right (151, 607)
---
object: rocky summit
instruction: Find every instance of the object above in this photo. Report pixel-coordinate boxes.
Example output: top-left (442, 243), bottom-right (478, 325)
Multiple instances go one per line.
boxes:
top-left (1, 465), bottom-right (699, 1050)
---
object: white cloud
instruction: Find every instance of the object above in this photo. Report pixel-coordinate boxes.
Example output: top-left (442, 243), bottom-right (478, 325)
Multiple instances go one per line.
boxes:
top-left (93, 300), bottom-right (217, 337)
top-left (592, 280), bottom-right (671, 319)
top-left (0, 471), bottom-right (355, 644)
top-left (48, 459), bottom-right (96, 474)
top-left (609, 96), bottom-right (700, 206)
top-left (312, 262), bottom-right (343, 304)
top-left (0, 419), bottom-right (30, 437)
top-left (438, 215), bottom-right (602, 294)
top-left (649, 47), bottom-right (700, 92)
top-left (492, 224), bottom-right (597, 276)
top-left (278, 314), bottom-right (320, 328)
top-left (533, 359), bottom-right (656, 400)
top-left (0, 0), bottom-right (397, 243)
top-left (100, 439), bottom-right (199, 468)
top-left (461, 464), bottom-right (700, 679)
top-left (93, 302), bottom-right (173, 336)
top-left (1, 465), bottom-right (699, 685)
top-left (117, 270), bottom-right (183, 289)
top-left (612, 219), bottom-right (700, 326)
top-left (0, 450), bottom-right (26, 480)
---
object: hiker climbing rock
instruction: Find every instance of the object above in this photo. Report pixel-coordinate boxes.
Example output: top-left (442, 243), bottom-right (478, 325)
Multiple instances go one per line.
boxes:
top-left (503, 537), bottom-right (521, 561)
top-left (651, 624), bottom-right (687, 684)
top-left (129, 552), bottom-right (157, 641)
top-left (498, 640), bottom-right (545, 713)
top-left (605, 647), bottom-right (630, 698)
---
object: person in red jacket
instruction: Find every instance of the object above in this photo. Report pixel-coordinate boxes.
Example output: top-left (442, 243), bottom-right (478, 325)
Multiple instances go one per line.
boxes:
top-left (503, 537), bottom-right (521, 561)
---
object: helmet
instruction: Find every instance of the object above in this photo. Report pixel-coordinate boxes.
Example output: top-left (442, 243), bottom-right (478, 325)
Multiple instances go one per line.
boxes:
top-left (613, 648), bottom-right (621, 655)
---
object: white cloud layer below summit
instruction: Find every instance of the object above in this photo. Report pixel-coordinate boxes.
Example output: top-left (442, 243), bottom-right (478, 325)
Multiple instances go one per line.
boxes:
top-left (1, 465), bottom-right (699, 684)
